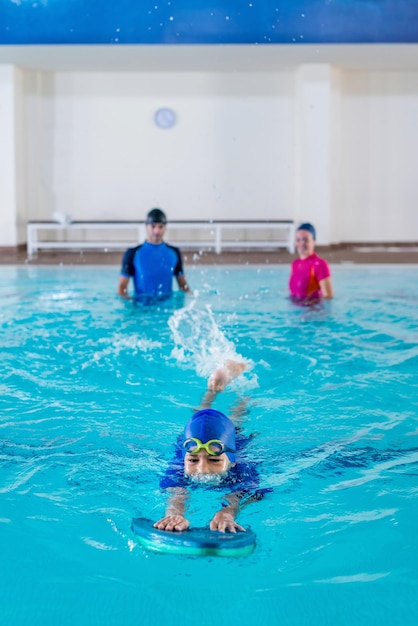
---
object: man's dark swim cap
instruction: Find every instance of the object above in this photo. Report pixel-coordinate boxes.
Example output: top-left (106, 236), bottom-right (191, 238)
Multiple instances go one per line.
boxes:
top-left (297, 222), bottom-right (316, 240)
top-left (182, 409), bottom-right (236, 462)
top-left (146, 208), bottom-right (167, 225)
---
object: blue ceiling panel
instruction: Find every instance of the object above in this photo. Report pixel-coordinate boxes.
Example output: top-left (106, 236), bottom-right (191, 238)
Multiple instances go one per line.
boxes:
top-left (1, 0), bottom-right (417, 45)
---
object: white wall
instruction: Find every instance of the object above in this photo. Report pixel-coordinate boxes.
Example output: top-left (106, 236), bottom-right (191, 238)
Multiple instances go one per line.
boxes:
top-left (338, 70), bottom-right (418, 242)
top-left (2, 59), bottom-right (418, 247)
top-left (0, 65), bottom-right (26, 246)
top-left (294, 64), bottom-right (334, 245)
top-left (39, 71), bottom-right (296, 223)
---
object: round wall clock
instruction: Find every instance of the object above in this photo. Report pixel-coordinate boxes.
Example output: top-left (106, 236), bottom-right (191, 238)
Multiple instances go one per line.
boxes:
top-left (154, 108), bottom-right (176, 129)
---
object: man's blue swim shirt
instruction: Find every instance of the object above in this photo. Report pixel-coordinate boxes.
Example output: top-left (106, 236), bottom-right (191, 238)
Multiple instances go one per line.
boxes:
top-left (120, 241), bottom-right (184, 300)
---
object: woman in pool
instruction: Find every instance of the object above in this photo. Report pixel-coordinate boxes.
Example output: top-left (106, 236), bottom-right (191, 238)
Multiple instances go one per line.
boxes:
top-left (154, 360), bottom-right (268, 533)
top-left (289, 222), bottom-right (334, 302)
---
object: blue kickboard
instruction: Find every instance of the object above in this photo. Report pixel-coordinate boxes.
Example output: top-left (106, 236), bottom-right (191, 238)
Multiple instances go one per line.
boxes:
top-left (131, 517), bottom-right (256, 557)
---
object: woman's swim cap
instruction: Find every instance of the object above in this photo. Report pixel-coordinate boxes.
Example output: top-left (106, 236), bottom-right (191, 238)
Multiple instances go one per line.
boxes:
top-left (297, 222), bottom-right (316, 240)
top-left (182, 409), bottom-right (236, 462)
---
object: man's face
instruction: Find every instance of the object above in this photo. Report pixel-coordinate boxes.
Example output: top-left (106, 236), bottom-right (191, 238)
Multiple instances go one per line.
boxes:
top-left (183, 450), bottom-right (232, 480)
top-left (146, 222), bottom-right (166, 244)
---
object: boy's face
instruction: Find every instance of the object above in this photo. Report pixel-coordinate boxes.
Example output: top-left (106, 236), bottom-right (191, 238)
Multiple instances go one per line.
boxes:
top-left (184, 450), bottom-right (232, 479)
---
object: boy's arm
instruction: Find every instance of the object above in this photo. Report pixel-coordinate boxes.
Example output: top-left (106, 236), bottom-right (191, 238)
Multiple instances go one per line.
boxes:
top-left (210, 492), bottom-right (246, 533)
top-left (154, 487), bottom-right (190, 531)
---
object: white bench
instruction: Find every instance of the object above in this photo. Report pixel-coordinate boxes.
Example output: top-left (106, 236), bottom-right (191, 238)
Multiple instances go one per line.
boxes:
top-left (27, 220), bottom-right (295, 258)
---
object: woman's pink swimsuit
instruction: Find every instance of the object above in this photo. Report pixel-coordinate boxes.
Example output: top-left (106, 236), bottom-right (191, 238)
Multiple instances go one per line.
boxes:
top-left (289, 253), bottom-right (331, 300)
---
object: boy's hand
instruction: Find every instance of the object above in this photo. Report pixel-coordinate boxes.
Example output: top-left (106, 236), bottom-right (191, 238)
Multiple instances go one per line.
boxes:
top-left (154, 515), bottom-right (190, 532)
top-left (210, 510), bottom-right (245, 533)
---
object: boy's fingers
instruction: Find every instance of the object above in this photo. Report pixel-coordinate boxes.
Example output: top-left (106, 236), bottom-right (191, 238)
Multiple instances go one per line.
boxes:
top-left (210, 517), bottom-right (246, 533)
top-left (154, 515), bottom-right (189, 531)
top-left (234, 523), bottom-right (246, 532)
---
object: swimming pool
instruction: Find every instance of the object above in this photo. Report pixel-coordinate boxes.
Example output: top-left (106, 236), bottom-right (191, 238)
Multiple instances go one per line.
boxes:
top-left (1, 265), bottom-right (417, 626)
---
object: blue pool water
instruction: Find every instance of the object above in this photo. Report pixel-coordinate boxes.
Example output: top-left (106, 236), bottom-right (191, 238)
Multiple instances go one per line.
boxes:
top-left (1, 265), bottom-right (417, 626)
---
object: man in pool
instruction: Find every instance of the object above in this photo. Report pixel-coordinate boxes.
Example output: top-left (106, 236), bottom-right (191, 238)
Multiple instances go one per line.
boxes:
top-left (154, 360), bottom-right (268, 533)
top-left (117, 207), bottom-right (190, 301)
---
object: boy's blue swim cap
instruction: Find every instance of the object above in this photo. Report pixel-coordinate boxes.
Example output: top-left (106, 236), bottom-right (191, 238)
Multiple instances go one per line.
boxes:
top-left (182, 409), bottom-right (236, 462)
top-left (297, 222), bottom-right (316, 240)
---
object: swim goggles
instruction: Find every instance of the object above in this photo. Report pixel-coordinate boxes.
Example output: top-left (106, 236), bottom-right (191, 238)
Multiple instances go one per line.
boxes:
top-left (182, 437), bottom-right (235, 456)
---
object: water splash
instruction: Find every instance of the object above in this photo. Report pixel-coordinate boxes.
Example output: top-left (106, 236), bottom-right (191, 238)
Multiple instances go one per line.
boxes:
top-left (168, 301), bottom-right (257, 389)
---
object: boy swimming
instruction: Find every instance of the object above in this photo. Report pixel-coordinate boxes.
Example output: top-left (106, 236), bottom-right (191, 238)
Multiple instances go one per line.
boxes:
top-left (154, 360), bottom-right (268, 533)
